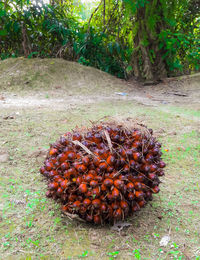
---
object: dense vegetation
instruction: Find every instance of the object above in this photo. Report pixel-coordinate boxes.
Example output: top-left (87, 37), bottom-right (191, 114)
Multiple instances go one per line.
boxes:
top-left (0, 0), bottom-right (200, 81)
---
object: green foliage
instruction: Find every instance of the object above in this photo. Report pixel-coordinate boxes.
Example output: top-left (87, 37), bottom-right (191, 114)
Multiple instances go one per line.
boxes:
top-left (0, 0), bottom-right (199, 79)
top-left (159, 29), bottom-right (200, 73)
top-left (0, 0), bottom-right (129, 78)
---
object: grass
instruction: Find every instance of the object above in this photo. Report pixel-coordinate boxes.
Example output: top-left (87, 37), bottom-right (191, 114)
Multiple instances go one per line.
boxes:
top-left (0, 58), bottom-right (200, 259)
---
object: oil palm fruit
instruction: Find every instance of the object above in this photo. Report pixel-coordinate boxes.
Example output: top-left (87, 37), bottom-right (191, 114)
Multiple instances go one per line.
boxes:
top-left (40, 121), bottom-right (166, 224)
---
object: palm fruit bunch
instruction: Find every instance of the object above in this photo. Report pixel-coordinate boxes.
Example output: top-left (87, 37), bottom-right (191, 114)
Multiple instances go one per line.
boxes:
top-left (40, 120), bottom-right (166, 225)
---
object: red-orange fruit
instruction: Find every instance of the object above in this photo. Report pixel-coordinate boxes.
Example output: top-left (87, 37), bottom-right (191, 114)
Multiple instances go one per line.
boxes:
top-left (92, 187), bottom-right (101, 198)
top-left (120, 200), bottom-right (128, 210)
top-left (68, 194), bottom-right (77, 202)
top-left (99, 162), bottom-right (107, 172)
top-left (132, 204), bottom-right (140, 212)
top-left (120, 157), bottom-right (126, 166)
top-left (53, 175), bottom-right (61, 181)
top-left (135, 191), bottom-right (144, 200)
top-left (157, 170), bottom-right (164, 176)
top-left (68, 168), bottom-right (77, 177)
top-left (126, 149), bottom-right (133, 158)
top-left (72, 200), bottom-right (81, 209)
top-left (129, 160), bottom-right (136, 168)
top-left (72, 133), bottom-right (82, 141)
top-left (75, 176), bottom-right (82, 185)
top-left (57, 177), bottom-right (64, 183)
top-left (49, 182), bottom-right (58, 190)
top-left (83, 198), bottom-right (91, 207)
top-left (100, 203), bottom-right (107, 213)
top-left (112, 188), bottom-right (120, 199)
top-left (92, 199), bottom-right (101, 208)
top-left (107, 166), bottom-right (114, 173)
top-left (94, 215), bottom-right (101, 224)
top-left (62, 205), bottom-right (68, 211)
top-left (111, 201), bottom-right (119, 210)
top-left (79, 206), bottom-right (87, 214)
top-left (132, 141), bottom-right (141, 148)
top-left (57, 187), bottom-right (63, 196)
top-left (149, 164), bottom-right (158, 172)
top-left (159, 161), bottom-right (166, 168)
top-left (101, 183), bottom-right (107, 191)
top-left (140, 164), bottom-right (150, 173)
top-left (78, 183), bottom-right (87, 193)
top-left (49, 148), bottom-right (58, 156)
top-left (45, 161), bottom-right (54, 171)
top-left (93, 157), bottom-right (101, 167)
top-left (61, 162), bottom-right (70, 171)
top-left (152, 186), bottom-right (160, 193)
top-left (89, 180), bottom-right (98, 188)
top-left (145, 153), bottom-right (153, 162)
top-left (133, 152), bottom-right (141, 162)
top-left (113, 208), bottom-right (122, 220)
top-left (88, 169), bottom-right (96, 175)
top-left (103, 178), bottom-right (113, 187)
top-left (127, 192), bottom-right (135, 200)
top-left (77, 164), bottom-right (87, 173)
top-left (85, 173), bottom-right (94, 182)
top-left (132, 130), bottom-right (141, 140)
top-left (95, 175), bottom-right (103, 182)
top-left (138, 200), bottom-right (146, 208)
top-left (127, 182), bottom-right (134, 191)
top-left (152, 147), bottom-right (159, 155)
top-left (60, 179), bottom-right (68, 190)
top-left (82, 156), bottom-right (90, 166)
top-left (119, 148), bottom-right (126, 157)
top-left (40, 166), bottom-right (46, 174)
top-left (134, 182), bottom-right (142, 190)
top-left (107, 193), bottom-right (113, 201)
top-left (114, 179), bottom-right (123, 189)
top-left (106, 155), bottom-right (116, 165)
top-left (49, 170), bottom-right (57, 178)
top-left (94, 133), bottom-right (102, 143)
top-left (41, 122), bottom-right (165, 224)
top-left (148, 173), bottom-right (156, 181)
top-left (123, 164), bottom-right (130, 173)
top-left (57, 153), bottom-right (68, 163)
top-left (67, 152), bottom-right (76, 161)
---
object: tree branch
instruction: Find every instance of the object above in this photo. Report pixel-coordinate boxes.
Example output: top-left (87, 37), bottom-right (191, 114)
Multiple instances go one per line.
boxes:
top-left (87, 0), bottom-right (103, 34)
top-left (103, 0), bottom-right (119, 33)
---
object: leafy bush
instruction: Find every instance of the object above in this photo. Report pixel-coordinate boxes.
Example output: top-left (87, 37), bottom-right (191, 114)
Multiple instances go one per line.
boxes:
top-left (0, 1), bottom-right (129, 78)
top-left (159, 28), bottom-right (200, 74)
top-left (0, 0), bottom-right (199, 79)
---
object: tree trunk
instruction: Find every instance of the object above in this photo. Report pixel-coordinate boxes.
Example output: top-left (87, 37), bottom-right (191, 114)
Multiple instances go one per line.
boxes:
top-left (131, 0), bottom-right (167, 82)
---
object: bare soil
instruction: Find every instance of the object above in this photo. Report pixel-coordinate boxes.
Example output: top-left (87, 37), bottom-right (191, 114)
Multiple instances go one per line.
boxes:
top-left (0, 58), bottom-right (199, 260)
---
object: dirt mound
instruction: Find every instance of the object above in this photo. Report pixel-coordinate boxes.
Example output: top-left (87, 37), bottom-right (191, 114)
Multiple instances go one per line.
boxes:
top-left (0, 58), bottom-right (200, 109)
top-left (0, 58), bottom-right (127, 95)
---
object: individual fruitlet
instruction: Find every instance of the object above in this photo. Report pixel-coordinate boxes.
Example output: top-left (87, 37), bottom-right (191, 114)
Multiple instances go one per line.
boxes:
top-left (40, 120), bottom-right (166, 224)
